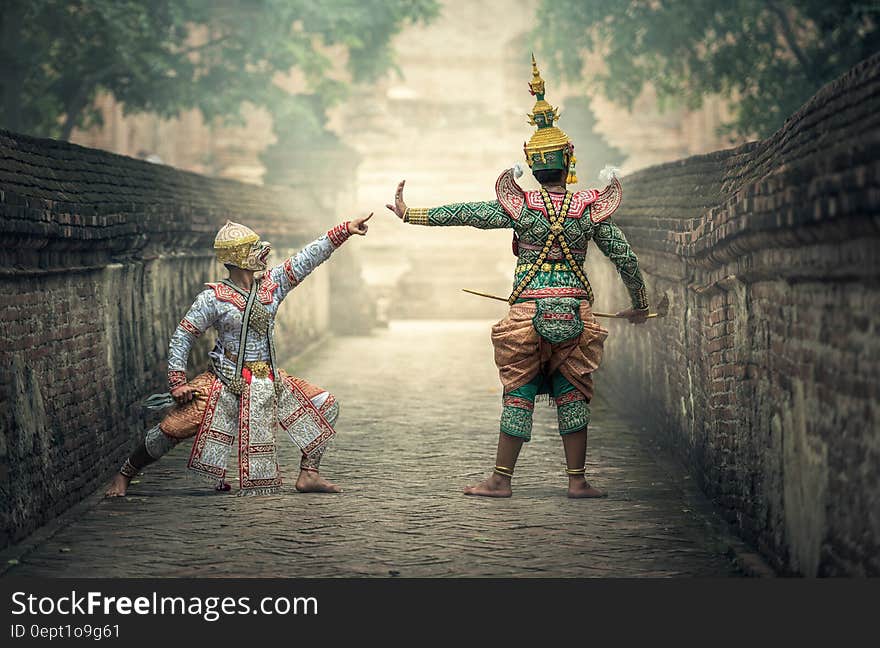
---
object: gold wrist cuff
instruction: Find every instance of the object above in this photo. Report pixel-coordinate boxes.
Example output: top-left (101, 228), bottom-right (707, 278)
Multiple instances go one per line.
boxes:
top-left (404, 207), bottom-right (430, 225)
top-left (632, 286), bottom-right (649, 311)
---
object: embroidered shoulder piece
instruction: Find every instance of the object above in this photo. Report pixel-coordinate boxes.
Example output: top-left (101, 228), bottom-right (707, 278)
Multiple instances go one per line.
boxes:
top-left (205, 282), bottom-right (246, 311)
top-left (257, 275), bottom-right (279, 304)
top-left (495, 168), bottom-right (525, 220)
top-left (588, 176), bottom-right (622, 224)
top-left (524, 189), bottom-right (599, 219)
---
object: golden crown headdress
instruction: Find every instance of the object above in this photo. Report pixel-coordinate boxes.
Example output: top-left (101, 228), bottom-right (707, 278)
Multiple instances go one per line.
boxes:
top-left (523, 54), bottom-right (577, 184)
top-left (214, 220), bottom-right (260, 267)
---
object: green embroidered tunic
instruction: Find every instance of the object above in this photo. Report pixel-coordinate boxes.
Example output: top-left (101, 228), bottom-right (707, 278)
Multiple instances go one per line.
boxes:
top-left (405, 186), bottom-right (648, 310)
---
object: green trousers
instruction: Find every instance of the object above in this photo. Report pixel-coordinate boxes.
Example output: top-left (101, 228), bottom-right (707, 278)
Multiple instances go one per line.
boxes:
top-left (500, 370), bottom-right (590, 441)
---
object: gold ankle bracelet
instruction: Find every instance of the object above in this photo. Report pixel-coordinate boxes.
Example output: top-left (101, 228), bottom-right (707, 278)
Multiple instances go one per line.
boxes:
top-left (494, 465), bottom-right (514, 478)
top-left (119, 460), bottom-right (139, 478)
top-left (565, 467), bottom-right (586, 476)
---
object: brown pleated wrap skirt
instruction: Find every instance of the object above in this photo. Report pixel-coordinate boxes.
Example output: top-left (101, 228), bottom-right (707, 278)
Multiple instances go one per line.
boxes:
top-left (490, 301), bottom-right (608, 400)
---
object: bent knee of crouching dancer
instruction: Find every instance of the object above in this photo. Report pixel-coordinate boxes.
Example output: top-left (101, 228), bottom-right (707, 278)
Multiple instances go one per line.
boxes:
top-left (118, 424), bottom-right (181, 478)
top-left (310, 389), bottom-right (340, 427)
top-left (145, 423), bottom-right (181, 459)
top-left (299, 391), bottom-right (339, 472)
top-left (322, 395), bottom-right (340, 427)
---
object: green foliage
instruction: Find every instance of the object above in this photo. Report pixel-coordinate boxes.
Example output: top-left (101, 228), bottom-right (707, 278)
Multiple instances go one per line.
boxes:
top-left (560, 95), bottom-right (626, 178)
top-left (535, 0), bottom-right (880, 139)
top-left (0, 0), bottom-right (438, 141)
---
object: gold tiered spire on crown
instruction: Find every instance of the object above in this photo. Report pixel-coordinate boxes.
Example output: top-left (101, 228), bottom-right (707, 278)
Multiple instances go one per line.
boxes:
top-left (523, 54), bottom-right (577, 183)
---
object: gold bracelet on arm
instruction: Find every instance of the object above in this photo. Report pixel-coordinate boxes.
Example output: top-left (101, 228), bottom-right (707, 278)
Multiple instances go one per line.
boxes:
top-left (404, 207), bottom-right (430, 225)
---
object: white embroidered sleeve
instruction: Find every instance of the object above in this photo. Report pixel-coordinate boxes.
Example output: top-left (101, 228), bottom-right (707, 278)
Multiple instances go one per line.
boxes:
top-left (167, 290), bottom-right (219, 388)
top-left (269, 227), bottom-right (349, 303)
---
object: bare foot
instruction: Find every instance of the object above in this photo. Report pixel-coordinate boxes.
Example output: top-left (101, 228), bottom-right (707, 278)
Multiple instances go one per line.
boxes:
top-left (105, 473), bottom-right (132, 497)
top-left (464, 473), bottom-right (512, 498)
top-left (295, 470), bottom-right (342, 493)
top-left (567, 477), bottom-right (607, 499)
top-left (215, 480), bottom-right (232, 492)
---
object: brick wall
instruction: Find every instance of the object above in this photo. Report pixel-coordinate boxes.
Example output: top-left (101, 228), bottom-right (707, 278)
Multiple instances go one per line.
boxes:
top-left (587, 54), bottom-right (880, 575)
top-left (0, 131), bottom-right (359, 548)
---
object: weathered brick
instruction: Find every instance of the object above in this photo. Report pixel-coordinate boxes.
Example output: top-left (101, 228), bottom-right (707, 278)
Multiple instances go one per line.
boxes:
top-left (586, 53), bottom-right (880, 576)
top-left (0, 128), bottom-right (372, 552)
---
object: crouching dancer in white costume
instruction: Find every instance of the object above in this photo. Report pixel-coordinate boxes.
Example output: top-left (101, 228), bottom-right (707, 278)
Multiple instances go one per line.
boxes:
top-left (106, 214), bottom-right (372, 496)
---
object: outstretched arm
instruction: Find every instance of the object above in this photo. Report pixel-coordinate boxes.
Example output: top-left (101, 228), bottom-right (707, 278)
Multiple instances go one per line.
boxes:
top-left (592, 219), bottom-right (649, 323)
top-left (167, 290), bottom-right (220, 402)
top-left (386, 180), bottom-right (513, 229)
top-left (270, 213), bottom-right (372, 303)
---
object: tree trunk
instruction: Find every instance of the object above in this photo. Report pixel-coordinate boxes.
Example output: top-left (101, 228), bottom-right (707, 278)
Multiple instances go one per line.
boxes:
top-left (767, 1), bottom-right (821, 87)
top-left (60, 97), bottom-right (88, 142)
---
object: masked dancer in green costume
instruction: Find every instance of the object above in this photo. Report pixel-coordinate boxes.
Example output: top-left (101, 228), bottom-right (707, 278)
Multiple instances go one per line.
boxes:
top-left (386, 56), bottom-right (649, 498)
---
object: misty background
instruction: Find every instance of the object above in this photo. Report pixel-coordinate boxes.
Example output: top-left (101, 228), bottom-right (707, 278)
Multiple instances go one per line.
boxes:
top-left (2, 0), bottom-right (877, 320)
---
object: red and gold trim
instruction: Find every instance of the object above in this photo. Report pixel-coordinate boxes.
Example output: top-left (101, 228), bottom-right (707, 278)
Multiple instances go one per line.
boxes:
top-left (179, 318), bottom-right (202, 338)
top-left (168, 370), bottom-right (187, 391)
top-left (524, 190), bottom-right (597, 219)
top-left (541, 311), bottom-right (575, 321)
top-left (186, 378), bottom-right (226, 478)
top-left (205, 280), bottom-right (278, 308)
top-left (327, 222), bottom-right (352, 248)
top-left (589, 176), bottom-right (622, 224)
top-left (495, 168), bottom-right (525, 220)
top-left (279, 373), bottom-right (337, 456)
top-left (503, 395), bottom-right (535, 411)
top-left (257, 275), bottom-right (279, 304)
top-left (517, 287), bottom-right (591, 300)
top-left (205, 282), bottom-right (247, 311)
top-left (282, 257), bottom-right (300, 287)
top-left (319, 393), bottom-right (337, 416)
top-left (555, 390), bottom-right (587, 406)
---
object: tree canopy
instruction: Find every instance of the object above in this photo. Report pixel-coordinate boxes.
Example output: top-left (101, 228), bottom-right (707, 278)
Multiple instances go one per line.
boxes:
top-left (535, 0), bottom-right (880, 139)
top-left (560, 95), bottom-right (627, 176)
top-left (0, 0), bottom-right (438, 141)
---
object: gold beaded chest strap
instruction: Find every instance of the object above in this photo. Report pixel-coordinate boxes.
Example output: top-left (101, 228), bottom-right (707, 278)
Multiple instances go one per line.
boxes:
top-left (516, 261), bottom-right (573, 273)
top-left (508, 189), bottom-right (594, 304)
top-left (219, 279), bottom-right (260, 395)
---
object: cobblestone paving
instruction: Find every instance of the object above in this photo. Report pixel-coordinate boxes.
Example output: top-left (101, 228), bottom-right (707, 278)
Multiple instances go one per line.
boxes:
top-left (6, 321), bottom-right (742, 577)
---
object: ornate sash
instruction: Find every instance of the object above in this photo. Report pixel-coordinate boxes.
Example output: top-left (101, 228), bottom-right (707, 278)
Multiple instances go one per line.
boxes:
top-left (508, 189), bottom-right (595, 304)
top-left (187, 375), bottom-right (283, 495)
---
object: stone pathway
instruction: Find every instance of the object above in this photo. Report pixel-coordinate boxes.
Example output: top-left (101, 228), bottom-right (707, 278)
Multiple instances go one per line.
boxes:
top-left (4, 321), bottom-right (742, 577)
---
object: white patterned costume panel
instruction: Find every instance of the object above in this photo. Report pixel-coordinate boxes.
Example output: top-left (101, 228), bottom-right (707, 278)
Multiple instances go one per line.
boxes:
top-left (167, 234), bottom-right (336, 372)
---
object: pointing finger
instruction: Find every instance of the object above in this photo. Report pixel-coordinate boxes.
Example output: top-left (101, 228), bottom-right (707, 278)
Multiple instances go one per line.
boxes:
top-left (362, 212), bottom-right (373, 222)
